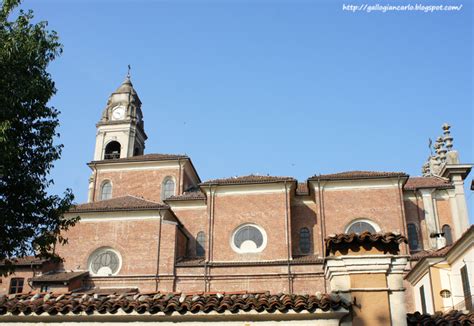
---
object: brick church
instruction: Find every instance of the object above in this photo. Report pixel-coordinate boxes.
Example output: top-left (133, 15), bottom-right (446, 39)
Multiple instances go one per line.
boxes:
top-left (1, 75), bottom-right (472, 325)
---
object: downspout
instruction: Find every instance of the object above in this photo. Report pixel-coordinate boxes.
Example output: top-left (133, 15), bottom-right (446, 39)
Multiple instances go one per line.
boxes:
top-left (178, 158), bottom-right (183, 194)
top-left (205, 185), bottom-right (215, 292)
top-left (284, 181), bottom-right (292, 293)
top-left (318, 177), bottom-right (328, 293)
top-left (91, 163), bottom-right (98, 202)
top-left (397, 176), bottom-right (409, 254)
top-left (155, 210), bottom-right (163, 292)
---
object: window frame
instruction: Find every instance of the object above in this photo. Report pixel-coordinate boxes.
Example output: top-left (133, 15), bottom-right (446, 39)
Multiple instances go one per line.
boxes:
top-left (407, 223), bottom-right (419, 251)
top-left (345, 219), bottom-right (380, 234)
top-left (196, 231), bottom-right (206, 257)
top-left (9, 278), bottom-right (24, 294)
top-left (100, 180), bottom-right (113, 201)
top-left (87, 247), bottom-right (122, 276)
top-left (230, 223), bottom-right (267, 254)
top-left (161, 176), bottom-right (176, 200)
top-left (442, 224), bottom-right (453, 246)
top-left (299, 227), bottom-right (311, 254)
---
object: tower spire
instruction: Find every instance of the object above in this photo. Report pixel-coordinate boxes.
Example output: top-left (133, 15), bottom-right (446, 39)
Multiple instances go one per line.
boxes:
top-left (127, 64), bottom-right (131, 79)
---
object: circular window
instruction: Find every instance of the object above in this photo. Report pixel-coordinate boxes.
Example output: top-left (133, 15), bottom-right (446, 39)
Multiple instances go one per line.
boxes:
top-left (231, 224), bottom-right (267, 253)
top-left (88, 248), bottom-right (121, 276)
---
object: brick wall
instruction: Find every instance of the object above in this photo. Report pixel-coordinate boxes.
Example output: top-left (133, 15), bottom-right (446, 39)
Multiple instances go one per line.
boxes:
top-left (94, 168), bottom-right (181, 203)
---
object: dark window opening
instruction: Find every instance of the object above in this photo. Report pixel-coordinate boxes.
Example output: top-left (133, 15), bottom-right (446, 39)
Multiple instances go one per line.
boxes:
top-left (9, 278), bottom-right (24, 294)
top-left (299, 227), bottom-right (311, 254)
top-left (104, 141), bottom-right (121, 160)
top-left (407, 223), bottom-right (419, 251)
top-left (196, 232), bottom-right (205, 257)
top-left (461, 265), bottom-right (472, 311)
top-left (420, 285), bottom-right (427, 314)
top-left (442, 225), bottom-right (453, 246)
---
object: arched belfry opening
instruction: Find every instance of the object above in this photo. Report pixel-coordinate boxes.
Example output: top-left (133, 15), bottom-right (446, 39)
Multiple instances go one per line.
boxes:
top-left (104, 141), bottom-right (121, 160)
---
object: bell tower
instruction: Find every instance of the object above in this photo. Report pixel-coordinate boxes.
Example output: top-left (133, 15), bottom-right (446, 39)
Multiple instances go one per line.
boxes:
top-left (93, 70), bottom-right (147, 161)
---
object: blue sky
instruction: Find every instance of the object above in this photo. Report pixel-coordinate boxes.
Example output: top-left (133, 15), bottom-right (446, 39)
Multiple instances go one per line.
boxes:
top-left (22, 0), bottom-right (473, 221)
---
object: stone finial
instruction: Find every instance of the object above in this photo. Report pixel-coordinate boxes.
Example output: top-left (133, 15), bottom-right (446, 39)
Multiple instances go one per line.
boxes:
top-left (437, 136), bottom-right (447, 163)
top-left (442, 123), bottom-right (453, 151)
top-left (422, 161), bottom-right (431, 177)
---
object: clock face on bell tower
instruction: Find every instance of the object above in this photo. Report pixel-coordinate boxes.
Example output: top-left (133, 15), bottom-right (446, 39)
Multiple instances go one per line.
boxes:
top-left (111, 106), bottom-right (125, 120)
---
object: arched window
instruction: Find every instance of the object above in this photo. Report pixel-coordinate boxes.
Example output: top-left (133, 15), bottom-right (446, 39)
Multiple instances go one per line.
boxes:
top-left (104, 141), bottom-right (121, 160)
top-left (196, 232), bottom-right (205, 257)
top-left (346, 219), bottom-right (378, 234)
top-left (407, 223), bottom-right (419, 251)
top-left (100, 181), bottom-right (112, 200)
top-left (443, 225), bottom-right (453, 246)
top-left (299, 227), bottom-right (311, 254)
top-left (161, 177), bottom-right (175, 200)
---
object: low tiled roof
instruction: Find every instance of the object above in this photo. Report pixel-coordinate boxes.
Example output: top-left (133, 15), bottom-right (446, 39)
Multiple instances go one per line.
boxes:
top-left (200, 174), bottom-right (296, 186)
top-left (325, 232), bottom-right (407, 256)
top-left (0, 292), bottom-right (351, 316)
top-left (310, 171), bottom-right (408, 180)
top-left (407, 310), bottom-right (474, 325)
top-left (69, 196), bottom-right (167, 213)
top-left (410, 245), bottom-right (452, 261)
top-left (31, 271), bottom-right (88, 283)
top-left (0, 256), bottom-right (46, 266)
top-left (166, 191), bottom-right (206, 201)
top-left (404, 176), bottom-right (452, 190)
top-left (90, 153), bottom-right (188, 164)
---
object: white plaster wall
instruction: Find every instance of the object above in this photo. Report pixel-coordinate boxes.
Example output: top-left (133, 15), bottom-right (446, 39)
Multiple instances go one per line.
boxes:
top-left (414, 272), bottom-right (434, 314)
top-left (449, 246), bottom-right (474, 309)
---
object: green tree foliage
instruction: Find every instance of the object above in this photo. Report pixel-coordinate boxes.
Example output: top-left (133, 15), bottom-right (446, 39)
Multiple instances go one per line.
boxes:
top-left (0, 0), bottom-right (78, 275)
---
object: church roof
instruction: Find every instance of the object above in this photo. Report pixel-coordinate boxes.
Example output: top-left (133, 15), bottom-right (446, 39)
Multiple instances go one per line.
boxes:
top-left (113, 77), bottom-right (137, 95)
top-left (309, 171), bottom-right (408, 180)
top-left (404, 176), bottom-right (453, 190)
top-left (0, 291), bottom-right (351, 316)
top-left (90, 153), bottom-right (189, 164)
top-left (0, 256), bottom-right (46, 267)
top-left (31, 271), bottom-right (89, 284)
top-left (69, 196), bottom-right (167, 213)
top-left (200, 174), bottom-right (296, 186)
top-left (166, 190), bottom-right (206, 201)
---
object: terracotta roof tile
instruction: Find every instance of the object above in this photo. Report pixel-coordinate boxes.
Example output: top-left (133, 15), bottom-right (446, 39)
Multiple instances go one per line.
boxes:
top-left (310, 171), bottom-right (408, 180)
top-left (404, 176), bottom-right (453, 190)
top-left (31, 271), bottom-right (89, 283)
top-left (166, 191), bottom-right (206, 201)
top-left (407, 310), bottom-right (474, 325)
top-left (410, 245), bottom-right (452, 261)
top-left (0, 292), bottom-right (351, 316)
top-left (200, 174), bottom-right (296, 186)
top-left (91, 153), bottom-right (188, 164)
top-left (69, 196), bottom-right (167, 213)
top-left (325, 232), bottom-right (408, 256)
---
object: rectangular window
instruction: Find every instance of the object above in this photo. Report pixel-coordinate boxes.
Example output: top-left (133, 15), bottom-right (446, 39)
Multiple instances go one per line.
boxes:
top-left (40, 285), bottom-right (49, 293)
top-left (9, 278), bottom-right (24, 294)
top-left (419, 285), bottom-right (427, 314)
top-left (460, 265), bottom-right (472, 311)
